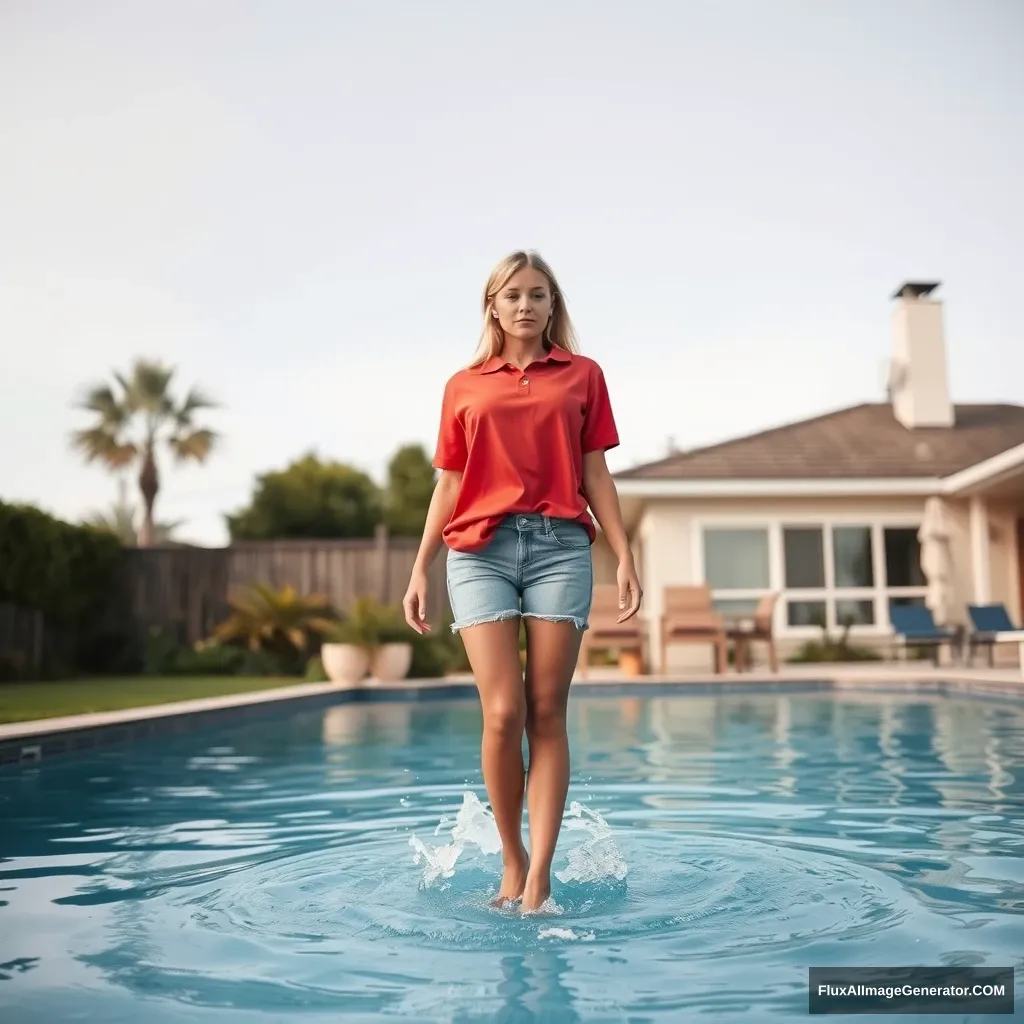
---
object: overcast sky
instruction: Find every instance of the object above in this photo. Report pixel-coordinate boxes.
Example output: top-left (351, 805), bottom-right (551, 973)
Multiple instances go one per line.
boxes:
top-left (2, 0), bottom-right (1022, 545)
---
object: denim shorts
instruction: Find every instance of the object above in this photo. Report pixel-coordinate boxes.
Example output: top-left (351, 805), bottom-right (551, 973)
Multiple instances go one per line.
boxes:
top-left (445, 514), bottom-right (593, 632)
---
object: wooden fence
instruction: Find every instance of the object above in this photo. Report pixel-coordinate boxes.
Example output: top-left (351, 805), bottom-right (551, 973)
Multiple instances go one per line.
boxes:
top-left (0, 602), bottom-right (48, 678)
top-left (122, 526), bottom-right (451, 645)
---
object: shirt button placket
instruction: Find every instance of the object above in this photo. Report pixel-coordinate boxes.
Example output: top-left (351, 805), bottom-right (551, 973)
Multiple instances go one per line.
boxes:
top-left (519, 376), bottom-right (530, 395)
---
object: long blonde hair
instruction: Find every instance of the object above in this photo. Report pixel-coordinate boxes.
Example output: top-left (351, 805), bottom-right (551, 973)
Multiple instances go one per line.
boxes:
top-left (469, 250), bottom-right (581, 367)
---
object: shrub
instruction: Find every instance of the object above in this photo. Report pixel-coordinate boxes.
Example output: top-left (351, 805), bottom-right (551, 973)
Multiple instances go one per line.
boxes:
top-left (0, 500), bottom-right (123, 676)
top-left (323, 596), bottom-right (406, 650)
top-left (235, 648), bottom-right (288, 676)
top-left (304, 654), bottom-right (328, 682)
top-left (174, 642), bottom-right (245, 676)
top-left (787, 617), bottom-right (881, 664)
top-left (407, 632), bottom-right (452, 678)
top-left (211, 582), bottom-right (340, 668)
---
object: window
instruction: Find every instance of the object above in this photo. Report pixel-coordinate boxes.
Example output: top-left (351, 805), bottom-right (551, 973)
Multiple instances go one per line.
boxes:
top-left (700, 518), bottom-right (927, 635)
top-left (783, 528), bottom-right (824, 588)
top-left (702, 528), bottom-right (770, 615)
top-left (833, 526), bottom-right (873, 587)
top-left (704, 528), bottom-right (769, 589)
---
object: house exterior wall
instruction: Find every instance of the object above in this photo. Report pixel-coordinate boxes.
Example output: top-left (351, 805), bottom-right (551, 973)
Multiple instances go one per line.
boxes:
top-left (988, 503), bottom-right (1021, 622)
top-left (592, 491), bottom-right (1022, 672)
top-left (631, 495), bottom-right (930, 672)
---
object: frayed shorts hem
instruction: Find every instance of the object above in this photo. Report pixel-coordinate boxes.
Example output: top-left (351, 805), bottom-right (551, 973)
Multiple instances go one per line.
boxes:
top-left (449, 610), bottom-right (589, 634)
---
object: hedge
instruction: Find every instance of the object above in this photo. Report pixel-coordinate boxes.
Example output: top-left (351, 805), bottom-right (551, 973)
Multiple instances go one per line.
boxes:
top-left (0, 499), bottom-right (122, 629)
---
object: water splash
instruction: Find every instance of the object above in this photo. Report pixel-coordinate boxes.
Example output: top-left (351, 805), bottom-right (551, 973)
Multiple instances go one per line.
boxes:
top-left (409, 792), bottom-right (627, 891)
top-left (538, 926), bottom-right (595, 941)
top-left (410, 792), bottom-right (499, 885)
top-left (555, 800), bottom-right (628, 884)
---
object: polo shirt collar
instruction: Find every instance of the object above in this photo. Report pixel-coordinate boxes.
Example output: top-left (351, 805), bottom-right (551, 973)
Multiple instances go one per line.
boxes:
top-left (472, 345), bottom-right (572, 374)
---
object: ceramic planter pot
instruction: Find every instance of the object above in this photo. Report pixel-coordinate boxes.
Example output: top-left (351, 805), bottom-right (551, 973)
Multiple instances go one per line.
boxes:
top-left (321, 642), bottom-right (370, 685)
top-left (370, 642), bottom-right (413, 683)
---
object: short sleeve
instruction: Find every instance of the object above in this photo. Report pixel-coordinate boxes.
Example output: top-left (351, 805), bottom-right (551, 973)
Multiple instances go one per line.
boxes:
top-left (581, 363), bottom-right (620, 453)
top-left (432, 377), bottom-right (468, 470)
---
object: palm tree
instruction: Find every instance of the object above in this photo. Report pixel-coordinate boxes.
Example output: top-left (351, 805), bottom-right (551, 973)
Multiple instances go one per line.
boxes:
top-left (71, 359), bottom-right (218, 547)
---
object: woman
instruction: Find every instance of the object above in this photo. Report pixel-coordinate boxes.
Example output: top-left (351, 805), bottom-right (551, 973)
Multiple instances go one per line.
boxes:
top-left (402, 250), bottom-right (642, 913)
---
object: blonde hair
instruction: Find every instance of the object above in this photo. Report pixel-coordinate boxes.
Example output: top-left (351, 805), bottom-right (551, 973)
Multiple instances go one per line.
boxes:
top-left (469, 250), bottom-right (581, 367)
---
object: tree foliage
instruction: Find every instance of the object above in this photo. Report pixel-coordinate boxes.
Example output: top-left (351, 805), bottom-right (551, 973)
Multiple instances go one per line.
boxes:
top-left (384, 443), bottom-right (436, 536)
top-left (226, 453), bottom-right (383, 540)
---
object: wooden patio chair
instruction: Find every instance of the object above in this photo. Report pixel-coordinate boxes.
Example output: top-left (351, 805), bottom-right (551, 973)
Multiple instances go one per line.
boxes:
top-left (578, 583), bottom-right (647, 676)
top-left (727, 592), bottom-right (780, 672)
top-left (660, 584), bottom-right (727, 674)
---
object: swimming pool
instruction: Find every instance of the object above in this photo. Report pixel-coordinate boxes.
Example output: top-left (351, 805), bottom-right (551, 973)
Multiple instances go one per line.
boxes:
top-left (1, 689), bottom-right (1022, 1021)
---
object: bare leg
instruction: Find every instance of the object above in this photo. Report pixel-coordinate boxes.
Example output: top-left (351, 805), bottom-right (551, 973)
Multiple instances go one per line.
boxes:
top-left (520, 617), bottom-right (583, 912)
top-left (459, 618), bottom-right (530, 905)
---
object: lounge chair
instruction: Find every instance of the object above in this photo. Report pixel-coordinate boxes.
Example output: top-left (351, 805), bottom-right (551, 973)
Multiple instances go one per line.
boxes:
top-left (577, 583), bottom-right (648, 677)
top-left (889, 604), bottom-right (958, 665)
top-left (726, 592), bottom-right (780, 673)
top-left (660, 584), bottom-right (727, 674)
top-left (966, 604), bottom-right (1024, 673)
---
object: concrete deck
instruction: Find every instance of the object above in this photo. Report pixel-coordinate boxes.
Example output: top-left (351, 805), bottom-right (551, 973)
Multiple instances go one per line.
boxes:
top-left (1, 661), bottom-right (1021, 751)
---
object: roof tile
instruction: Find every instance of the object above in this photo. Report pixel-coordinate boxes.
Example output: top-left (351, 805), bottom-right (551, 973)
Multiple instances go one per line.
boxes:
top-left (616, 404), bottom-right (1024, 480)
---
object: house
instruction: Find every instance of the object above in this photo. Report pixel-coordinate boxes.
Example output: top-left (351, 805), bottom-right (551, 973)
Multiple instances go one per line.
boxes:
top-left (597, 282), bottom-right (1024, 670)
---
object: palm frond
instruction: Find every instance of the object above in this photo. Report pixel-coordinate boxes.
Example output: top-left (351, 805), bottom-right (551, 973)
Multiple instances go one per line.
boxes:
top-left (70, 427), bottom-right (138, 468)
top-left (76, 384), bottom-right (130, 426)
top-left (126, 359), bottom-right (176, 414)
top-left (169, 428), bottom-right (218, 463)
top-left (176, 386), bottom-right (219, 425)
top-left (212, 583), bottom-right (339, 654)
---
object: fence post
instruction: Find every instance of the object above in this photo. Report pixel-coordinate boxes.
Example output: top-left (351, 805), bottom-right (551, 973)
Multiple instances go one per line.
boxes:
top-left (375, 523), bottom-right (390, 603)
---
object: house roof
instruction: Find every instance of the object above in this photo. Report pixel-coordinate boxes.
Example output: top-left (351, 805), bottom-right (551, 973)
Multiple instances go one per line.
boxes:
top-left (616, 403), bottom-right (1024, 481)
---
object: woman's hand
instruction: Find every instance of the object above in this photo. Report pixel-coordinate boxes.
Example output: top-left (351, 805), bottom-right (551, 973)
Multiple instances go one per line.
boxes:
top-left (616, 558), bottom-right (643, 622)
top-left (403, 567), bottom-right (431, 633)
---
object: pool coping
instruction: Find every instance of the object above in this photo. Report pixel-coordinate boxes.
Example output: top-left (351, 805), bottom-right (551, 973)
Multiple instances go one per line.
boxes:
top-left (1, 668), bottom-right (1021, 767)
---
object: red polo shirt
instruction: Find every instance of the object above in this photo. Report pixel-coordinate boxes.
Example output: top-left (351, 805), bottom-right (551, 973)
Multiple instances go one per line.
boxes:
top-left (432, 345), bottom-right (620, 552)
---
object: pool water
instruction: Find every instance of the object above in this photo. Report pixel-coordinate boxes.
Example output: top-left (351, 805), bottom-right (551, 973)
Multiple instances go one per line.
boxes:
top-left (1, 690), bottom-right (1023, 1022)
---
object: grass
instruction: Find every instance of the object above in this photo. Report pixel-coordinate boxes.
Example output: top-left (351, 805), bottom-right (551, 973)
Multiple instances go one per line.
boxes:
top-left (0, 675), bottom-right (314, 725)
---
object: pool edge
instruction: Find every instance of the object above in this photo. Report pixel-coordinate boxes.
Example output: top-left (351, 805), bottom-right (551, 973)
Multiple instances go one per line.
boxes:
top-left (1, 671), bottom-right (1022, 767)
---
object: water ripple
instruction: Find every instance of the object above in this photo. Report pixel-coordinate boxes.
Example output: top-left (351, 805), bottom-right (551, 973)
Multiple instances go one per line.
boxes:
top-left (1, 692), bottom-right (1022, 1021)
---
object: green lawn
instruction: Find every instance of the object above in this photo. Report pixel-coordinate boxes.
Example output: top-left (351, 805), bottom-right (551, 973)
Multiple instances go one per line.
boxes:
top-left (0, 676), bottom-right (313, 725)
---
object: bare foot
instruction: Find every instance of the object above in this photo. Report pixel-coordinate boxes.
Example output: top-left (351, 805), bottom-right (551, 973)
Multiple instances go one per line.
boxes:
top-left (490, 842), bottom-right (530, 907)
top-left (519, 874), bottom-right (551, 914)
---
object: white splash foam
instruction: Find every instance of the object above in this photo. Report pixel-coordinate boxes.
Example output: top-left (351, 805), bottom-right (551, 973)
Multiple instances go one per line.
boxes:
top-left (538, 926), bottom-right (595, 941)
top-left (410, 792), bottom-right (500, 886)
top-left (554, 801), bottom-right (628, 884)
top-left (410, 792), bottom-right (626, 890)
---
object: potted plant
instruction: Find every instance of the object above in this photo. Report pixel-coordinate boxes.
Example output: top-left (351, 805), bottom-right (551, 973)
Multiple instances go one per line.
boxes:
top-left (322, 597), bottom-right (412, 685)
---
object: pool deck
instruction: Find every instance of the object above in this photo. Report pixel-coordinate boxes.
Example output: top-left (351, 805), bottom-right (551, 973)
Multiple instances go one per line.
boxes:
top-left (1, 662), bottom-right (1020, 765)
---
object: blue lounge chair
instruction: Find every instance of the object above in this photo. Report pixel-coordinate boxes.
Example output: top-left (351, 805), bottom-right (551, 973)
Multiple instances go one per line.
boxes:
top-left (889, 605), bottom-right (959, 664)
top-left (967, 604), bottom-right (1024, 672)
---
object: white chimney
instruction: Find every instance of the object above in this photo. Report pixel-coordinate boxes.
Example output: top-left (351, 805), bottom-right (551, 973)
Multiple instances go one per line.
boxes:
top-left (888, 281), bottom-right (954, 428)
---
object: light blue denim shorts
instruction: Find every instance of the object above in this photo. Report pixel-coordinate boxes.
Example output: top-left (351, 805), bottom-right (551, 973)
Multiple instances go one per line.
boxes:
top-left (446, 513), bottom-right (593, 632)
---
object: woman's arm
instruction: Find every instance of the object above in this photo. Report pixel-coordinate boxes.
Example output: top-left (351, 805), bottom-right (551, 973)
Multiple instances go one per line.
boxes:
top-left (403, 469), bottom-right (462, 631)
top-left (583, 450), bottom-right (643, 621)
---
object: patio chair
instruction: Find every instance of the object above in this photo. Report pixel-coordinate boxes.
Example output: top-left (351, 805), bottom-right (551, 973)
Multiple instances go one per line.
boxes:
top-left (726, 592), bottom-right (780, 673)
top-left (889, 604), bottom-right (958, 665)
top-left (577, 583), bottom-right (648, 677)
top-left (660, 584), bottom-right (727, 674)
top-left (966, 604), bottom-right (1024, 673)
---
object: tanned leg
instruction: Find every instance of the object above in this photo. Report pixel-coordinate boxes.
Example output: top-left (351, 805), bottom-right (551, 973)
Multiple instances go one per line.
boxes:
top-left (520, 617), bottom-right (583, 912)
top-left (459, 618), bottom-right (530, 906)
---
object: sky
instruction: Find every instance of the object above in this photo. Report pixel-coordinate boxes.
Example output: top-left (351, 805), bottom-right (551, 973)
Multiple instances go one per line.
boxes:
top-left (1, 0), bottom-right (1022, 546)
